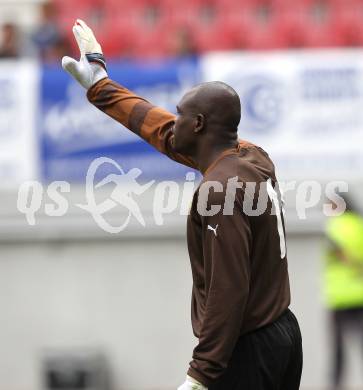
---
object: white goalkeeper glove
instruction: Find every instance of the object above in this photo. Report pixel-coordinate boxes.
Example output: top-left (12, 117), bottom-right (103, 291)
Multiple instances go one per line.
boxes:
top-left (61, 19), bottom-right (108, 89)
top-left (177, 375), bottom-right (208, 390)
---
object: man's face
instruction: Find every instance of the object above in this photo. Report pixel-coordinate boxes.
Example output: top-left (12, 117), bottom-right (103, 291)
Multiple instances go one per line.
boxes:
top-left (172, 91), bottom-right (199, 154)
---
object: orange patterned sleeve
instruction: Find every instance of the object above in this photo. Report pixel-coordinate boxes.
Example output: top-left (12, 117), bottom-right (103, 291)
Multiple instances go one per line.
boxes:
top-left (87, 78), bottom-right (197, 170)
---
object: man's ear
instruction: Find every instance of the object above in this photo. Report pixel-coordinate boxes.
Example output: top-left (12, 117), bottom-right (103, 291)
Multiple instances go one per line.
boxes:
top-left (194, 113), bottom-right (205, 133)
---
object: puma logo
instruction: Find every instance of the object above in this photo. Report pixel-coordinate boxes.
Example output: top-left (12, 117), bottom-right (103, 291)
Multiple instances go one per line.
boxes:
top-left (207, 224), bottom-right (219, 237)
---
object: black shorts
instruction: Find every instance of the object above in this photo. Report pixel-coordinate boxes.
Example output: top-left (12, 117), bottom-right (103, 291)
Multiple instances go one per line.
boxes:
top-left (210, 309), bottom-right (303, 390)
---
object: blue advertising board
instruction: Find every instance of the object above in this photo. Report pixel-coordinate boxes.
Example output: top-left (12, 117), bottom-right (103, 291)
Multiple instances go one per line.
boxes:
top-left (40, 58), bottom-right (200, 182)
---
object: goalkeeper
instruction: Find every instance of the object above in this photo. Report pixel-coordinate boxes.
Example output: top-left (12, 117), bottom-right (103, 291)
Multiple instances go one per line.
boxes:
top-left (62, 20), bottom-right (303, 390)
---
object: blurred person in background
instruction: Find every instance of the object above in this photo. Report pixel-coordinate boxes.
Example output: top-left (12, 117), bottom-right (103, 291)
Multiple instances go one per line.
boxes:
top-left (324, 194), bottom-right (363, 390)
top-left (61, 20), bottom-right (303, 390)
top-left (171, 27), bottom-right (198, 58)
top-left (0, 23), bottom-right (20, 58)
top-left (32, 1), bottom-right (69, 63)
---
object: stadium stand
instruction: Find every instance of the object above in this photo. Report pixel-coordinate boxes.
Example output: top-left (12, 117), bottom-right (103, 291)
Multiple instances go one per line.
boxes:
top-left (2, 0), bottom-right (363, 59)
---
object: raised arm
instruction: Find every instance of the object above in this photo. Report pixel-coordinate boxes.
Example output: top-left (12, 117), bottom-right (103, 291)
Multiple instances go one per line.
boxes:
top-left (87, 78), bottom-right (197, 169)
top-left (61, 19), bottom-right (197, 169)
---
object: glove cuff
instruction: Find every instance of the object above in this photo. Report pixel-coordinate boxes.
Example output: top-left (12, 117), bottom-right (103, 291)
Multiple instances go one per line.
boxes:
top-left (186, 375), bottom-right (207, 389)
top-left (86, 53), bottom-right (107, 71)
top-left (89, 63), bottom-right (108, 89)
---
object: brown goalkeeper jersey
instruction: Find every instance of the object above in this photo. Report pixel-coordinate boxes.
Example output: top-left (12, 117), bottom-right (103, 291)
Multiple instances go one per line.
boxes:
top-left (87, 78), bottom-right (291, 387)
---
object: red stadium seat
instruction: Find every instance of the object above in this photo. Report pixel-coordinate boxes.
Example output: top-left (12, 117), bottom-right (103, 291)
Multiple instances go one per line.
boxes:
top-left (224, 0), bottom-right (293, 50)
top-left (52, 0), bottom-right (110, 56)
top-left (52, 0), bottom-right (97, 29)
top-left (52, 0), bottom-right (363, 57)
top-left (105, 0), bottom-right (169, 57)
top-left (165, 0), bottom-right (241, 52)
top-left (335, 0), bottom-right (363, 46)
top-left (281, 0), bottom-right (346, 48)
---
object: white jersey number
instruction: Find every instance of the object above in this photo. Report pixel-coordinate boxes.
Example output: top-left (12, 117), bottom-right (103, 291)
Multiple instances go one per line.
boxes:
top-left (267, 178), bottom-right (286, 259)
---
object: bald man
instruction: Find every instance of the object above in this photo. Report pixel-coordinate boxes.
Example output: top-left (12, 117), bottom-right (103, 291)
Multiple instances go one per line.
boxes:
top-left (62, 20), bottom-right (303, 390)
